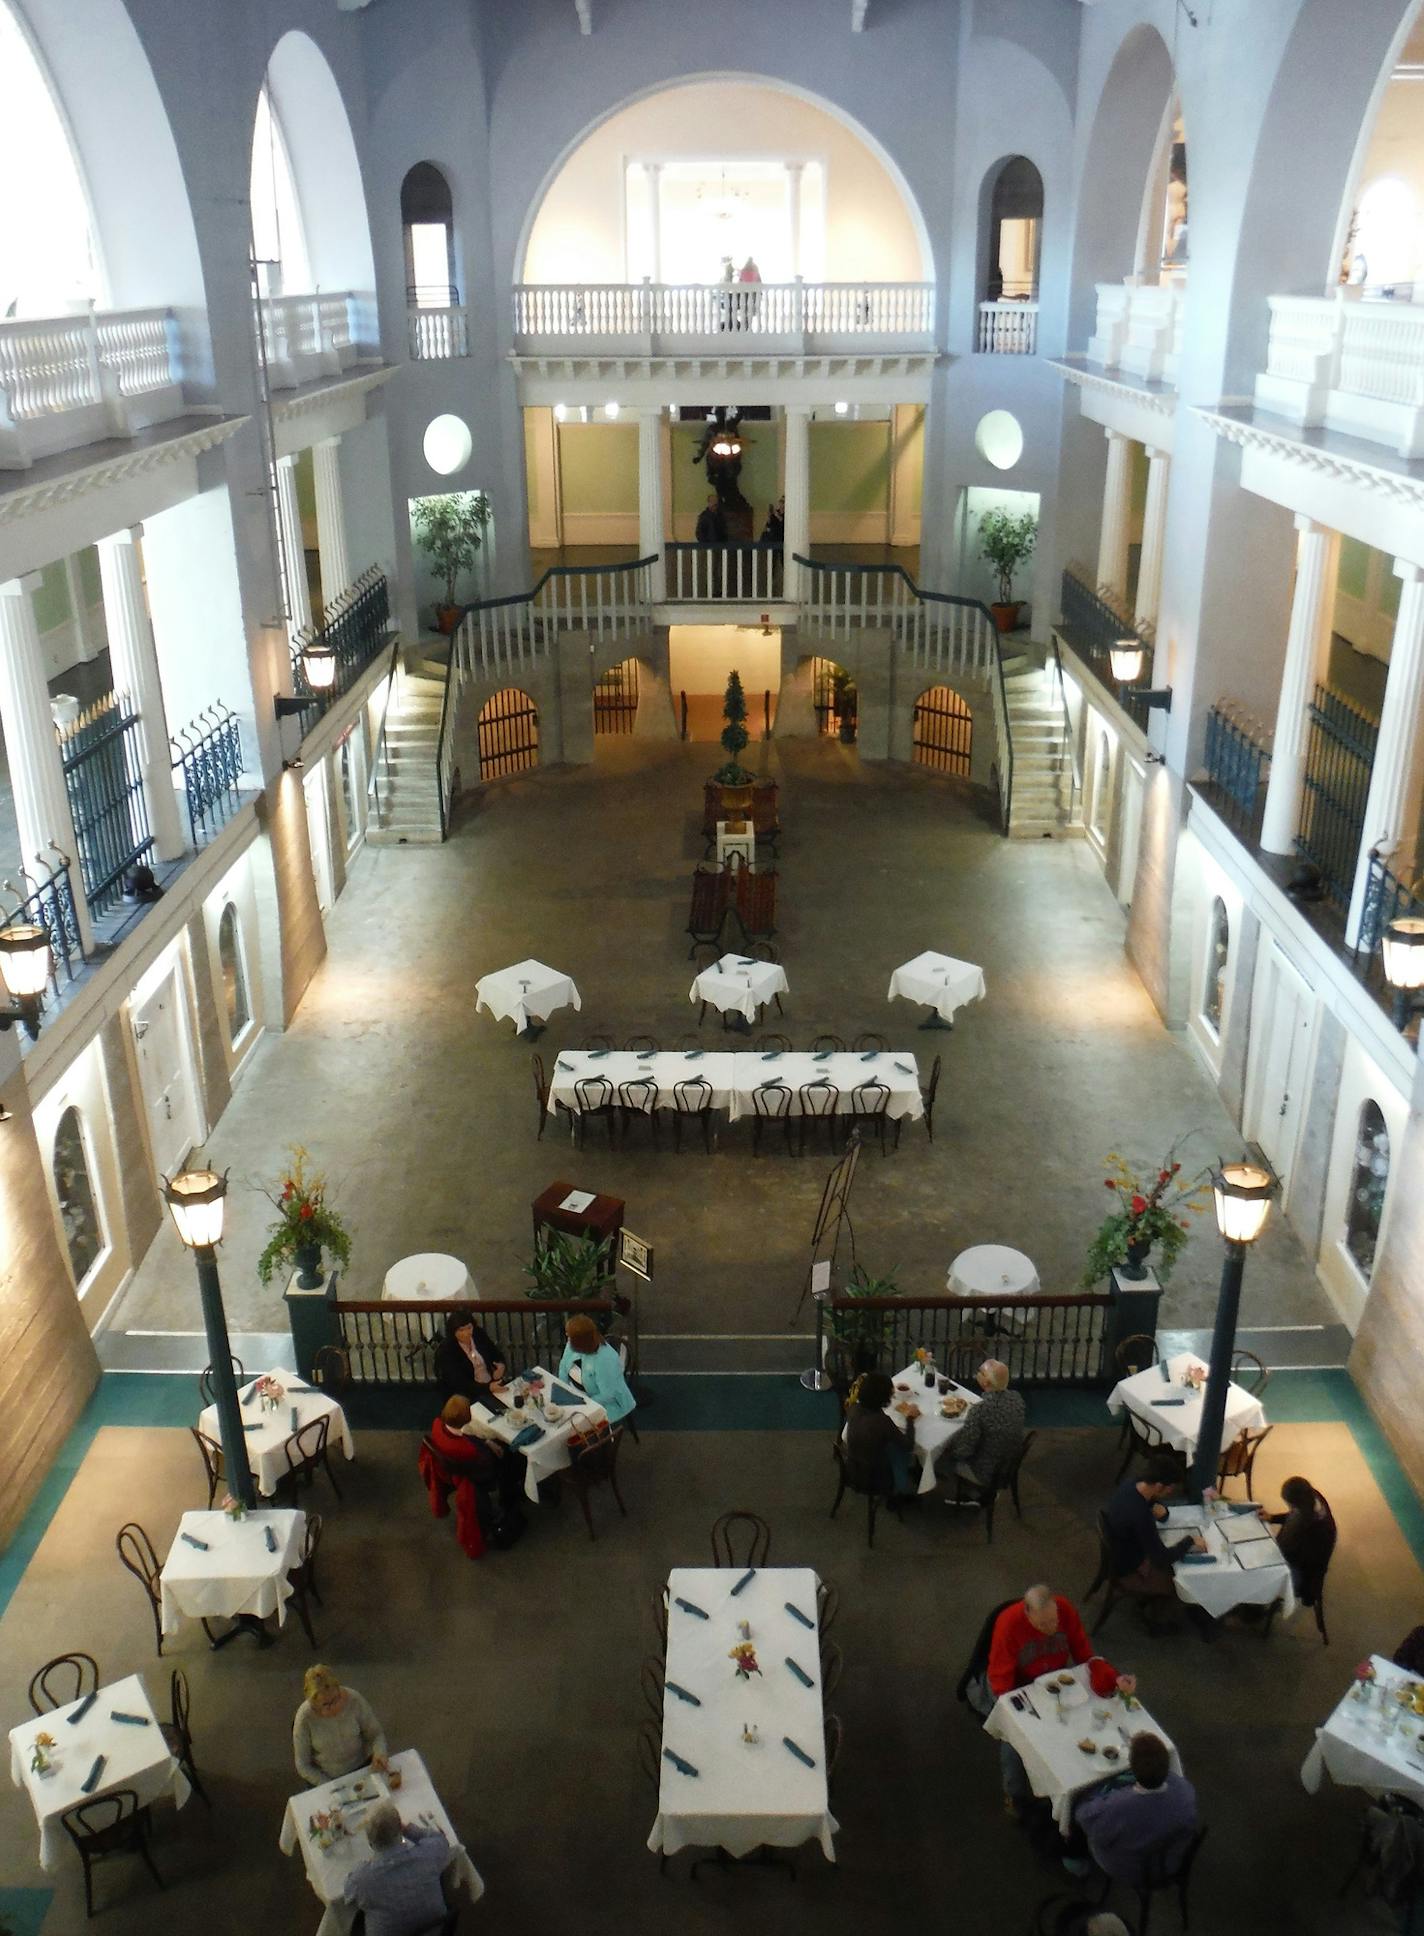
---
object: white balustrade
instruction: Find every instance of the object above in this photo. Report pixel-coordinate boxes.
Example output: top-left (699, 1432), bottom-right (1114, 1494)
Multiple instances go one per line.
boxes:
top-left (1084, 279), bottom-right (1184, 387)
top-left (0, 304), bottom-right (184, 470)
top-left (453, 563), bottom-right (655, 683)
top-left (663, 544), bottom-right (778, 603)
top-left (256, 292), bottom-right (365, 390)
top-left (510, 279), bottom-right (934, 350)
top-left (1086, 282), bottom-right (1132, 370)
top-left (798, 566), bottom-right (996, 680)
top-left (1254, 286), bottom-right (1424, 458)
top-left (407, 305), bottom-right (470, 359)
top-left (977, 301), bottom-right (1038, 355)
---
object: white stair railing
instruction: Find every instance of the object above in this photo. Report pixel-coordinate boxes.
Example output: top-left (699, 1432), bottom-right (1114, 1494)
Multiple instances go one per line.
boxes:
top-left (796, 559), bottom-right (997, 681)
top-left (663, 543), bottom-right (778, 602)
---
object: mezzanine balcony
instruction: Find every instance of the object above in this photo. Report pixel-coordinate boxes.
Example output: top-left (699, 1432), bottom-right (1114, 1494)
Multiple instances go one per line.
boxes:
top-left (0, 305), bottom-right (186, 471)
top-left (1084, 277), bottom-right (1184, 387)
top-left (1254, 287), bottom-right (1424, 460)
top-left (510, 279), bottom-right (935, 360)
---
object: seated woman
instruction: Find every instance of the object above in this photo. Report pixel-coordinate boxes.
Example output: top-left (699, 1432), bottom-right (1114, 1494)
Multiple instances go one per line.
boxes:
top-left (843, 1370), bottom-right (919, 1497)
top-left (433, 1312), bottom-right (508, 1404)
top-left (420, 1395), bottom-right (520, 1559)
top-left (1264, 1475), bottom-right (1336, 1600)
top-left (558, 1313), bottom-right (636, 1425)
top-left (293, 1665), bottom-right (389, 1787)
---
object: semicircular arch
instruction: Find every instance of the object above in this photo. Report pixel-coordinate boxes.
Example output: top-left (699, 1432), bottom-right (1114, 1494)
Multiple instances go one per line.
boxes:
top-left (1069, 24), bottom-right (1176, 346)
top-left (260, 28), bottom-right (376, 296)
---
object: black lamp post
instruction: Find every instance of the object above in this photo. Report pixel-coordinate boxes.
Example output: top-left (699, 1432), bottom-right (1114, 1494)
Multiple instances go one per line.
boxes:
top-left (1190, 1160), bottom-right (1275, 1499)
top-left (164, 1167), bottom-right (255, 1511)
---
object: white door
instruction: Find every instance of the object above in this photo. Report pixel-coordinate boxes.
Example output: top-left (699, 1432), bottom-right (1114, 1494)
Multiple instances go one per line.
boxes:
top-left (1245, 940), bottom-right (1316, 1193)
top-left (304, 767), bottom-right (334, 913)
top-left (132, 963), bottom-right (205, 1179)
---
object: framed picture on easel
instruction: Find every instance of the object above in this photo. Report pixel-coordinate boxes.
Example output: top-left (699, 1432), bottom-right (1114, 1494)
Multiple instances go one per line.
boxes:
top-left (619, 1228), bottom-right (653, 1282)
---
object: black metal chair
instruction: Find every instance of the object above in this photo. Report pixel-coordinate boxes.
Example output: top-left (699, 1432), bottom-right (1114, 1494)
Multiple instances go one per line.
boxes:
top-left (914, 1051), bottom-right (942, 1144)
top-left (829, 1438), bottom-right (900, 1549)
top-left (797, 1081), bottom-right (840, 1157)
top-left (1216, 1424), bottom-right (1273, 1501)
top-left (823, 1713), bottom-right (843, 1796)
top-left (819, 1638), bottom-right (843, 1700)
top-left (160, 1667), bottom-right (210, 1806)
top-left (1098, 1824), bottom-right (1209, 1935)
top-left (280, 1414), bottom-right (342, 1503)
top-left (572, 1074), bottom-right (617, 1149)
top-left (564, 1421), bottom-right (628, 1541)
top-left (636, 1719), bottom-right (669, 1872)
top-left (816, 1578), bottom-right (840, 1638)
top-left (61, 1789), bottom-right (164, 1917)
top-left (952, 1433), bottom-right (1036, 1543)
top-left (751, 1081), bottom-right (794, 1156)
top-left (624, 1033), bottom-right (660, 1053)
top-left (710, 1509), bottom-right (771, 1568)
top-left (532, 1051), bottom-right (568, 1140)
top-left (198, 1356), bottom-right (244, 1408)
top-left (1115, 1407), bottom-right (1187, 1483)
top-left (311, 1344), bottom-right (352, 1395)
top-left (1114, 1334), bottom-right (1158, 1378)
top-left (1082, 1511), bottom-right (1132, 1635)
top-left (673, 1030), bottom-right (703, 1051)
top-left (29, 1651), bottom-right (100, 1715)
top-left (807, 1032), bottom-right (845, 1052)
top-left (846, 1078), bottom-right (891, 1155)
top-left (288, 1512), bottom-right (324, 1646)
top-left (617, 1075), bottom-right (661, 1149)
top-left (851, 1031), bottom-right (889, 1052)
top-left (1231, 1346), bottom-right (1270, 1396)
top-left (640, 1653), bottom-right (666, 1720)
top-left (116, 1523), bottom-right (166, 1657)
top-left (671, 1075), bottom-right (715, 1153)
top-left (190, 1426), bottom-right (224, 1507)
top-left (649, 1587), bottom-right (669, 1654)
top-left (580, 1031), bottom-right (616, 1050)
top-left (755, 1032), bottom-right (792, 1052)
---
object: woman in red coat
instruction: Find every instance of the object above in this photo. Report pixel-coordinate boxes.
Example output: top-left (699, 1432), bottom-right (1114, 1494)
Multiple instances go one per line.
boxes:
top-left (420, 1395), bottom-right (505, 1558)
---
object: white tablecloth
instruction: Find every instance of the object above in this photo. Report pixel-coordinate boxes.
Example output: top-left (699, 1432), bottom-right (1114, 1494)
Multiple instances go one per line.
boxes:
top-left (199, 1372), bottom-right (355, 1501)
top-left (649, 1566), bottom-right (837, 1863)
top-left (886, 1363), bottom-right (981, 1495)
top-left (690, 953), bottom-right (789, 1023)
top-left (382, 1254), bottom-right (473, 1302)
top-left (887, 949), bottom-right (987, 1023)
top-left (1106, 1352), bottom-right (1268, 1460)
top-left (159, 1508), bottom-right (306, 1634)
top-left (726, 1051), bottom-right (923, 1122)
top-left (470, 1367), bottom-right (608, 1503)
top-left (279, 1748), bottom-right (483, 1936)
top-left (474, 958), bottom-right (581, 1033)
top-left (1302, 1656), bottom-right (1424, 1808)
top-left (1163, 1503), bottom-right (1296, 1620)
top-left (949, 1244), bottom-right (1039, 1297)
top-left (9, 1673), bottom-right (190, 1871)
top-left (983, 1664), bottom-right (1181, 1833)
top-left (549, 1050), bottom-right (737, 1115)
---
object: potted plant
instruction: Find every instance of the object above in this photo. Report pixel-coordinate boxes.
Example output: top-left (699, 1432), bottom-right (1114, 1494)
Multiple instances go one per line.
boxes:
top-left (831, 670), bottom-right (858, 744)
top-left (712, 667), bottom-right (755, 809)
top-left (524, 1232), bottom-right (621, 1329)
top-left (977, 507), bottom-right (1038, 634)
top-left (411, 490), bottom-right (492, 634)
top-left (257, 1146), bottom-right (353, 1288)
top-left (1082, 1143), bottom-right (1210, 1287)
top-left (827, 1263), bottom-right (899, 1374)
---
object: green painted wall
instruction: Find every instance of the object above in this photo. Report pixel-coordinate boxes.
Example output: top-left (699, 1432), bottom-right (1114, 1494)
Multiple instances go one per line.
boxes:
top-left (809, 421), bottom-right (891, 515)
top-left (77, 547), bottom-right (102, 607)
top-left (523, 410), bottom-right (541, 517)
top-left (558, 422), bottom-right (638, 514)
top-left (1337, 537), bottom-right (1402, 623)
top-left (1338, 535), bottom-right (1369, 601)
top-left (897, 407), bottom-right (925, 518)
top-left (32, 561), bottom-right (70, 634)
top-left (671, 422), bottom-right (779, 523)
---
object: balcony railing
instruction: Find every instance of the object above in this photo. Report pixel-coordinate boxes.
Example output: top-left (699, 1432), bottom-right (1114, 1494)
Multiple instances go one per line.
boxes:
top-left (56, 690), bottom-right (153, 917)
top-left (1056, 567), bottom-right (1154, 731)
top-left (1352, 849), bottom-right (1424, 993)
top-left (256, 292), bottom-right (365, 390)
top-left (511, 279), bottom-right (935, 353)
top-left (407, 304), bottom-right (469, 360)
top-left (0, 305), bottom-right (185, 469)
top-left (978, 300), bottom-right (1038, 355)
top-left (1085, 278), bottom-right (1184, 386)
top-left (2, 848), bottom-right (83, 994)
top-left (665, 542), bottom-right (779, 602)
top-left (1297, 683), bottom-right (1379, 914)
top-left (289, 566), bottom-right (392, 710)
top-left (1254, 288), bottom-right (1424, 459)
top-left (826, 1292), bottom-right (1114, 1388)
top-left (1201, 703), bottom-right (1272, 841)
top-left (170, 704), bottom-right (246, 848)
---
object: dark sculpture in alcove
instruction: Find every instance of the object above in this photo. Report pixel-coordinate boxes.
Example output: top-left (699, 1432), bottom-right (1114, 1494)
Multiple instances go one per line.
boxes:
top-left (691, 407), bottom-right (754, 537)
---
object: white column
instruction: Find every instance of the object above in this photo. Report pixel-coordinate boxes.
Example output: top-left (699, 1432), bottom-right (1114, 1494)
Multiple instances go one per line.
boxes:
top-left (1133, 446), bottom-right (1171, 631)
top-left (62, 554), bottom-right (100, 665)
top-left (274, 454), bottom-right (312, 640)
top-left (96, 526), bottom-right (186, 861)
top-left (1346, 559), bottom-right (1424, 944)
top-left (782, 406), bottom-right (811, 601)
top-left (0, 574), bottom-right (93, 948)
top-left (645, 162), bottom-right (663, 286)
top-left (1096, 429), bottom-right (1133, 598)
top-left (1260, 516), bottom-right (1339, 856)
top-left (637, 407), bottom-right (666, 600)
top-left (785, 161), bottom-right (805, 279)
top-left (311, 438), bottom-right (351, 605)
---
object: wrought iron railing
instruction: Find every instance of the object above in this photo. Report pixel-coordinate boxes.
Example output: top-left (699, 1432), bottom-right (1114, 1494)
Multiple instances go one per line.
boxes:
top-left (1201, 704), bottom-right (1272, 841)
top-left (1058, 568), bottom-right (1153, 731)
top-left (170, 705), bottom-right (245, 847)
top-left (1351, 849), bottom-right (1424, 990)
top-left (365, 640), bottom-right (404, 827)
top-left (1296, 683), bottom-right (1378, 913)
top-left (2, 848), bottom-right (83, 991)
top-left (289, 565), bottom-right (391, 710)
top-left (331, 1297), bottom-right (626, 1387)
top-left (827, 1293), bottom-right (1114, 1388)
top-left (56, 690), bottom-right (153, 915)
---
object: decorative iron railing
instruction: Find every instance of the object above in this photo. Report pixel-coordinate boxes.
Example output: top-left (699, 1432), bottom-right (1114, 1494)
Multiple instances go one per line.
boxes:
top-left (978, 300), bottom-right (1038, 354)
top-left (665, 542), bottom-right (779, 602)
top-left (288, 565), bottom-right (391, 710)
top-left (2, 848), bottom-right (83, 991)
top-left (826, 1293), bottom-right (1114, 1388)
top-left (1201, 704), bottom-right (1272, 841)
top-left (330, 1297), bottom-right (626, 1387)
top-left (56, 690), bottom-right (153, 915)
top-left (1296, 683), bottom-right (1378, 913)
top-left (170, 705), bottom-right (245, 847)
top-left (1351, 849), bottom-right (1424, 988)
top-left (1058, 568), bottom-right (1153, 732)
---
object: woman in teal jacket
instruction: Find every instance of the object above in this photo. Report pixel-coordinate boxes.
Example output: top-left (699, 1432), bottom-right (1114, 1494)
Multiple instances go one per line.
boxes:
top-left (558, 1313), bottom-right (636, 1424)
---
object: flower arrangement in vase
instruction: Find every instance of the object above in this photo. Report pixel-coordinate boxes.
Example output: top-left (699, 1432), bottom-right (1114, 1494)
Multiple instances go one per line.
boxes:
top-left (257, 1146), bottom-right (352, 1288)
top-left (254, 1374), bottom-right (285, 1411)
top-left (30, 1732), bottom-right (56, 1777)
top-left (1082, 1141), bottom-right (1210, 1288)
top-left (729, 1640), bottom-right (762, 1681)
top-left (221, 1492), bottom-right (247, 1522)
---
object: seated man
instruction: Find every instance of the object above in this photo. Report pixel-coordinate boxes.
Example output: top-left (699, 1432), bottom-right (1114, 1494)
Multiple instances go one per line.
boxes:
top-left (343, 1800), bottom-right (450, 1936)
top-left (950, 1359), bottom-right (1027, 1492)
top-left (1103, 1461), bottom-right (1205, 1597)
top-left (1263, 1475), bottom-right (1336, 1601)
top-left (1065, 1731), bottom-right (1198, 1885)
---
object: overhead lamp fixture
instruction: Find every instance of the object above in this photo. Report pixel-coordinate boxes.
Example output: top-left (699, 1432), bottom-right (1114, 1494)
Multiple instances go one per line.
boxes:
top-left (1109, 638), bottom-right (1173, 712)
top-left (604, 400), bottom-right (620, 419)
top-left (711, 437), bottom-right (741, 458)
top-left (0, 921), bottom-right (51, 1039)
top-left (833, 400), bottom-right (850, 416)
top-left (1381, 914), bottom-right (1424, 1030)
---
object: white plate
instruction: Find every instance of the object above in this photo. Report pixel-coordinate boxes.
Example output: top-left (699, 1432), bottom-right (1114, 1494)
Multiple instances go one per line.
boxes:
top-left (1044, 1677), bottom-right (1088, 1710)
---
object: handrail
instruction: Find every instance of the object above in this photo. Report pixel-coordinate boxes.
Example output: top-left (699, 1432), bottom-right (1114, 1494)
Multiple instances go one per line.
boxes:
top-left (364, 638), bottom-right (403, 823)
top-left (435, 643), bottom-right (459, 841)
top-left (827, 1289), bottom-right (1114, 1387)
top-left (1049, 640), bottom-right (1083, 824)
top-left (452, 555), bottom-right (659, 623)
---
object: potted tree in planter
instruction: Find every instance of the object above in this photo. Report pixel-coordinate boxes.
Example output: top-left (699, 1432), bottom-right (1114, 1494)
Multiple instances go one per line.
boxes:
top-left (711, 668), bottom-right (755, 815)
top-left (827, 1263), bottom-right (898, 1379)
top-left (524, 1233), bottom-right (625, 1332)
top-left (412, 490), bottom-right (492, 635)
top-left (257, 1146), bottom-right (353, 1289)
top-left (977, 507), bottom-right (1038, 634)
top-left (831, 669), bottom-right (858, 744)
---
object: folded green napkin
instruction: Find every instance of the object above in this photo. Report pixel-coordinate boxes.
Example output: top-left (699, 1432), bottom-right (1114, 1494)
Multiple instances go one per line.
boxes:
top-left (785, 1603), bottom-right (815, 1629)
top-left (264, 1525), bottom-right (278, 1553)
top-left (67, 1692), bottom-right (98, 1724)
top-left (180, 1532), bottom-right (209, 1551)
top-left (730, 1569), bottom-right (756, 1596)
top-left (509, 1423), bottom-right (545, 1449)
top-left (782, 1737), bottom-right (816, 1768)
top-left (1178, 1553), bottom-right (1217, 1566)
top-left (80, 1754), bottom-right (107, 1794)
top-left (110, 1712), bottom-right (151, 1726)
top-left (662, 1748), bottom-right (699, 1777)
top-left (785, 1657), bottom-right (814, 1687)
top-left (1155, 1398), bottom-right (1186, 1408)
top-left (665, 1681), bottom-right (701, 1706)
top-left (674, 1596), bottom-right (709, 1620)
top-left (894, 1061), bottom-right (914, 1075)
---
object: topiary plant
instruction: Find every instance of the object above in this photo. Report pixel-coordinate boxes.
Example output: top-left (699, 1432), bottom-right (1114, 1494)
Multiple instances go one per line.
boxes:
top-left (713, 668), bottom-right (753, 785)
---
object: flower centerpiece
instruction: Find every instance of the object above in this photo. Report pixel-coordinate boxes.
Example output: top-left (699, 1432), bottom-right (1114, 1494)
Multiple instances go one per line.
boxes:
top-left (30, 1731), bottom-right (56, 1777)
top-left (220, 1491), bottom-right (247, 1522)
top-left (257, 1146), bottom-right (352, 1288)
top-left (1082, 1143), bottom-right (1210, 1287)
top-left (1353, 1659), bottom-right (1378, 1702)
top-left (729, 1640), bottom-right (762, 1681)
top-left (254, 1374), bottom-right (285, 1412)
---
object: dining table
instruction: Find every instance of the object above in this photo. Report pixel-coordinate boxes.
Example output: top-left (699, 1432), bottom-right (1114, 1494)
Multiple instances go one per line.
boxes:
top-left (474, 958), bottom-right (581, 1035)
top-left (9, 1672), bottom-right (190, 1871)
top-left (159, 1507), bottom-right (306, 1639)
top-left (689, 953), bottom-right (789, 1025)
top-left (983, 1663), bottom-right (1182, 1833)
top-left (549, 1049), bottom-right (738, 1116)
top-left (648, 1565), bottom-right (837, 1863)
top-left (887, 949), bottom-right (987, 1025)
top-left (199, 1371), bottom-right (354, 1501)
top-left (1301, 1655), bottom-right (1424, 1808)
top-left (726, 1050), bottom-right (923, 1122)
top-left (948, 1244), bottom-right (1040, 1298)
top-left (279, 1748), bottom-right (483, 1936)
top-left (1162, 1501), bottom-right (1296, 1621)
top-left (1105, 1351), bottom-right (1268, 1461)
top-left (468, 1366), bottom-right (608, 1503)
top-left (878, 1362), bottom-right (983, 1495)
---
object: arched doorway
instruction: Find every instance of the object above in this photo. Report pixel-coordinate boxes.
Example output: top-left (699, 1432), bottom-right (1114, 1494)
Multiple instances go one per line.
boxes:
top-left (912, 686), bottom-right (973, 774)
top-left (669, 625), bottom-right (781, 740)
top-left (811, 657), bottom-right (854, 740)
top-left (478, 688), bottom-right (539, 778)
top-left (594, 657), bottom-right (639, 734)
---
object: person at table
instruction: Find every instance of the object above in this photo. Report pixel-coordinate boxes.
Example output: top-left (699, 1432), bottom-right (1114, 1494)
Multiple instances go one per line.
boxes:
top-left (1063, 1731), bottom-right (1198, 1884)
top-left (343, 1799), bottom-right (451, 1936)
top-left (558, 1313), bottom-right (636, 1425)
top-left (1261, 1475), bottom-right (1337, 1600)
top-left (434, 1313), bottom-right (508, 1404)
top-left (1102, 1461), bottom-right (1206, 1599)
top-left (1395, 1623), bottom-right (1424, 1675)
top-left (759, 497), bottom-right (785, 547)
top-left (293, 1665), bottom-right (389, 1787)
top-left (844, 1369), bottom-right (919, 1498)
top-left (949, 1358), bottom-right (1026, 1490)
top-left (427, 1394), bottom-right (525, 1543)
top-left (695, 492), bottom-right (726, 547)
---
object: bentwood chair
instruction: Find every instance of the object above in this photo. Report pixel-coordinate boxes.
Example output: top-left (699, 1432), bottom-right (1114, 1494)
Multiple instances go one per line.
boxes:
top-left (564, 1422), bottom-right (628, 1541)
top-left (807, 1033), bottom-right (845, 1053)
top-left (1115, 1407), bottom-right (1187, 1484)
top-left (755, 1032), bottom-right (793, 1052)
top-left (710, 1509), bottom-right (771, 1569)
top-left (797, 1082), bottom-right (840, 1157)
top-left (280, 1414), bottom-right (342, 1503)
top-left (896, 1051), bottom-right (942, 1147)
top-left (823, 1713), bottom-right (844, 1796)
top-left (819, 1639), bottom-right (844, 1701)
top-left (61, 1789), bottom-right (164, 1917)
top-left (116, 1522), bottom-right (167, 1657)
top-left (851, 1032), bottom-right (889, 1052)
top-left (580, 1031), bottom-right (616, 1050)
top-left (198, 1357), bottom-right (244, 1408)
top-left (640, 1653), bottom-right (666, 1721)
top-left (29, 1652), bottom-right (100, 1716)
top-left (1114, 1334), bottom-right (1159, 1379)
top-left (1098, 1824), bottom-right (1209, 1936)
top-left (311, 1344), bottom-right (352, 1396)
top-left (190, 1427), bottom-right (225, 1508)
top-left (1082, 1511), bottom-right (1132, 1636)
top-left (617, 1076), bottom-right (661, 1149)
top-left (572, 1074), bottom-right (617, 1149)
top-left (649, 1587), bottom-right (670, 1654)
top-left (287, 1512), bottom-right (324, 1646)
top-left (816, 1578), bottom-right (840, 1638)
top-left (160, 1668), bottom-right (210, 1806)
top-left (1216, 1424), bottom-right (1273, 1501)
top-left (952, 1434), bottom-right (1037, 1544)
top-left (637, 1720), bottom-right (669, 1872)
top-left (531, 1052), bottom-right (552, 1139)
top-left (671, 1076), bottom-right (715, 1153)
top-left (624, 1033), bottom-right (660, 1053)
top-left (846, 1079), bottom-right (891, 1155)
top-left (829, 1438), bottom-right (901, 1549)
top-left (751, 1081), bottom-right (794, 1156)
top-left (1231, 1347), bottom-right (1270, 1397)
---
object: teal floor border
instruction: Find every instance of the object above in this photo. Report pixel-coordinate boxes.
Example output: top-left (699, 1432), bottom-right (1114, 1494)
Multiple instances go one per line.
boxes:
top-left (0, 1889), bottom-right (54, 1936)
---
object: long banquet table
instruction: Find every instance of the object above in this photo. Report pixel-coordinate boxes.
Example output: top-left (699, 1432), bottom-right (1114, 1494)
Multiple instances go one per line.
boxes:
top-left (547, 1050), bottom-right (922, 1123)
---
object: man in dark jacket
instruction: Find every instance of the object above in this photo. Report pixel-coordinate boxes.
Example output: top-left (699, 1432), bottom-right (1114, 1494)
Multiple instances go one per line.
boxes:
top-left (1103, 1462), bottom-right (1205, 1595)
top-left (695, 493), bottom-right (725, 545)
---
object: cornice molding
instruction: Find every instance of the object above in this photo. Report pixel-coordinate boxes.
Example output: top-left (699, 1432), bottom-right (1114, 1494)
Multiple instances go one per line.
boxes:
top-left (0, 416), bottom-right (247, 528)
top-left (509, 351), bottom-right (940, 382)
top-left (1050, 359), bottom-right (1178, 419)
top-left (1194, 405), bottom-right (1424, 511)
top-left (270, 364), bottom-right (396, 423)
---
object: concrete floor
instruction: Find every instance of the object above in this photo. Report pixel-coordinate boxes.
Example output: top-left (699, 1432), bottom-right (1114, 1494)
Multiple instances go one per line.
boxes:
top-left (109, 735), bottom-right (1338, 1353)
top-left (0, 1414), bottom-right (1416, 1933)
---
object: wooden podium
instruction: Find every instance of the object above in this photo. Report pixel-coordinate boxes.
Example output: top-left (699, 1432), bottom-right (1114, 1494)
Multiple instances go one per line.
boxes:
top-left (532, 1180), bottom-right (626, 1253)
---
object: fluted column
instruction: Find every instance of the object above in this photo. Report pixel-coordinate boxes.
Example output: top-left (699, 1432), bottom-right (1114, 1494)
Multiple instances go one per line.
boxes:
top-left (274, 454), bottom-right (312, 640)
top-left (311, 439), bottom-right (351, 604)
top-left (1347, 559), bottom-right (1424, 945)
top-left (96, 526), bottom-right (185, 861)
top-left (1096, 429), bottom-right (1133, 599)
top-left (637, 407), bottom-right (666, 599)
top-left (0, 575), bottom-right (93, 948)
top-left (786, 162), bottom-right (805, 279)
top-left (1134, 446), bottom-right (1171, 631)
top-left (1260, 516), bottom-right (1339, 855)
top-left (782, 405), bottom-right (811, 601)
top-left (645, 162), bottom-right (663, 285)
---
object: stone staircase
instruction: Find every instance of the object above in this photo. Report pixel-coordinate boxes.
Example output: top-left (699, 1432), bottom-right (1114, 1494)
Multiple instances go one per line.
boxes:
top-left (1000, 653), bottom-right (1081, 839)
top-left (366, 650), bottom-right (447, 846)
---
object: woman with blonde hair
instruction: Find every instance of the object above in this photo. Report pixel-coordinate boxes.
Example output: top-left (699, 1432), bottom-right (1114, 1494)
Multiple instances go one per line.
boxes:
top-left (558, 1313), bottom-right (636, 1425)
top-left (292, 1665), bottom-right (389, 1787)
